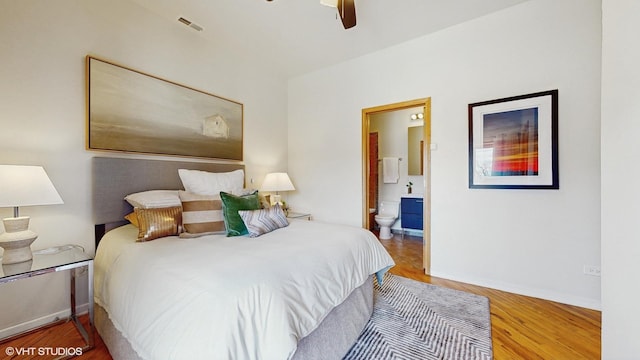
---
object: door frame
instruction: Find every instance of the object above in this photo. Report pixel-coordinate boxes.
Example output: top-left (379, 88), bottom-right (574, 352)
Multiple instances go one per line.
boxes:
top-left (361, 97), bottom-right (432, 274)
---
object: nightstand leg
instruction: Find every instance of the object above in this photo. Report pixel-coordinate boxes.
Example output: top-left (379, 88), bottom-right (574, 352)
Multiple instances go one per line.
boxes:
top-left (70, 268), bottom-right (77, 320)
top-left (87, 261), bottom-right (95, 348)
top-left (67, 263), bottom-right (95, 357)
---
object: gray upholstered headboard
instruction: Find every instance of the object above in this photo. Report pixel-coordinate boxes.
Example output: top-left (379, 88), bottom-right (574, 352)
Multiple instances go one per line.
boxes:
top-left (92, 157), bottom-right (244, 242)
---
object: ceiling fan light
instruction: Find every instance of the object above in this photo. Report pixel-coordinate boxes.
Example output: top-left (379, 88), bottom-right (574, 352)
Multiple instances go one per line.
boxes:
top-left (320, 0), bottom-right (338, 8)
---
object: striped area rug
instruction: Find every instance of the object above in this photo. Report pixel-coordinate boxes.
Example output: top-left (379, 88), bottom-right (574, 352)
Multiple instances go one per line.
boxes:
top-left (343, 274), bottom-right (493, 360)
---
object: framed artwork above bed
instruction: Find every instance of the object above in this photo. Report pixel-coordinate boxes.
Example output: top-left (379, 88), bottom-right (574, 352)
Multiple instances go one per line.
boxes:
top-left (86, 56), bottom-right (243, 161)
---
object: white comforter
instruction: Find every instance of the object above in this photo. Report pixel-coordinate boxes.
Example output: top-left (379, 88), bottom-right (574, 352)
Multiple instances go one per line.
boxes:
top-left (94, 220), bottom-right (394, 360)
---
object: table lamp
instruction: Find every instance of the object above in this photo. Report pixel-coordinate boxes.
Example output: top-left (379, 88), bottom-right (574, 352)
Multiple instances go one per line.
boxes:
top-left (0, 165), bottom-right (63, 264)
top-left (261, 172), bottom-right (295, 206)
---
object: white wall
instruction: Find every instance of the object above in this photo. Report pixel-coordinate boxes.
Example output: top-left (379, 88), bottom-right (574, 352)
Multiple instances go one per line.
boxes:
top-left (0, 0), bottom-right (287, 331)
top-left (288, 0), bottom-right (602, 309)
top-left (601, 0), bottom-right (640, 357)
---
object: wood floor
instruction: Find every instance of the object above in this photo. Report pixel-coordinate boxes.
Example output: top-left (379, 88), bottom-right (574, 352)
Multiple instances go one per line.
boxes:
top-left (378, 232), bottom-right (601, 360)
top-left (1, 232), bottom-right (601, 360)
top-left (0, 316), bottom-right (109, 360)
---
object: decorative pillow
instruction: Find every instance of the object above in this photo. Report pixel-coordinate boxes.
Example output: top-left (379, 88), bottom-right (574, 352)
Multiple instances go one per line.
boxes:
top-left (219, 191), bottom-right (261, 237)
top-left (124, 212), bottom-right (139, 227)
top-left (134, 206), bottom-right (183, 242)
top-left (178, 169), bottom-right (244, 196)
top-left (236, 190), bottom-right (271, 209)
top-left (258, 193), bottom-right (272, 209)
top-left (238, 204), bottom-right (289, 237)
top-left (125, 190), bottom-right (181, 209)
top-left (179, 191), bottom-right (226, 238)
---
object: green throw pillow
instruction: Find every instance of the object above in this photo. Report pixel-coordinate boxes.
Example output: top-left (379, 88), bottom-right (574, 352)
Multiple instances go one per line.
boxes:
top-left (220, 191), bottom-right (261, 236)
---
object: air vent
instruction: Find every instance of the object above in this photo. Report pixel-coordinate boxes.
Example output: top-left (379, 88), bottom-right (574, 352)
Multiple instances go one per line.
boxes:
top-left (178, 17), bottom-right (203, 32)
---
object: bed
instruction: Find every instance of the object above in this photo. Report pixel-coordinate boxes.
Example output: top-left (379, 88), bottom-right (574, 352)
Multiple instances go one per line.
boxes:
top-left (91, 157), bottom-right (395, 360)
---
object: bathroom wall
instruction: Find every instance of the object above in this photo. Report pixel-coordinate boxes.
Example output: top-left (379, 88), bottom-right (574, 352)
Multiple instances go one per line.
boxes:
top-left (369, 107), bottom-right (424, 232)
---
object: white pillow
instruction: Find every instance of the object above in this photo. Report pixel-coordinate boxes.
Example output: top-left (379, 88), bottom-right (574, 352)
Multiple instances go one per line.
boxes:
top-left (124, 190), bottom-right (181, 209)
top-left (178, 169), bottom-right (244, 196)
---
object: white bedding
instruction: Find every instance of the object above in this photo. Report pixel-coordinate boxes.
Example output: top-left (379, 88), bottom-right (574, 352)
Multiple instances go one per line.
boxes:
top-left (94, 220), bottom-right (394, 360)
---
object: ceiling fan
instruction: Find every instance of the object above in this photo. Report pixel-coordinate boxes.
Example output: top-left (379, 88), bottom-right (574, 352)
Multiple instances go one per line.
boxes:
top-left (266, 0), bottom-right (356, 29)
top-left (321, 0), bottom-right (356, 29)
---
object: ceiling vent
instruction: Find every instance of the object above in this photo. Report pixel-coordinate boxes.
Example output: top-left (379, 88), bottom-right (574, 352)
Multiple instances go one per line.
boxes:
top-left (178, 17), bottom-right (203, 32)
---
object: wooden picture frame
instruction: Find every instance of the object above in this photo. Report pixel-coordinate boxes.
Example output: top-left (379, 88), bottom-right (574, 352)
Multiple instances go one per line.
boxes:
top-left (86, 56), bottom-right (243, 161)
top-left (468, 90), bottom-right (558, 189)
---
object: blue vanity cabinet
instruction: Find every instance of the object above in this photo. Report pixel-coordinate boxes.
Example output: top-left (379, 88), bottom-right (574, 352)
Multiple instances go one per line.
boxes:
top-left (401, 197), bottom-right (423, 231)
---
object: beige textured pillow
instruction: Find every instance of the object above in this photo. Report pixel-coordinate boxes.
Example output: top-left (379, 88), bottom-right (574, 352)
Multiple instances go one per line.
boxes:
top-left (134, 206), bottom-right (183, 242)
top-left (179, 191), bottom-right (226, 238)
top-left (124, 190), bottom-right (181, 208)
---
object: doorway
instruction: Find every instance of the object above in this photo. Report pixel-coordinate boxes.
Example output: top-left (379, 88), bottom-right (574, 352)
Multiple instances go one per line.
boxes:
top-left (361, 98), bottom-right (431, 274)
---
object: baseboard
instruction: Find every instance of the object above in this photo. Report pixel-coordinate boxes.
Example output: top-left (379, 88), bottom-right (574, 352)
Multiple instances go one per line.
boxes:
top-left (429, 271), bottom-right (601, 311)
top-left (0, 303), bottom-right (90, 340)
top-left (390, 228), bottom-right (423, 237)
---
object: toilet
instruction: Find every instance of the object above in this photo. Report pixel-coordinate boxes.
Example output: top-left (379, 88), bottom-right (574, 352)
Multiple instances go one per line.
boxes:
top-left (374, 201), bottom-right (399, 240)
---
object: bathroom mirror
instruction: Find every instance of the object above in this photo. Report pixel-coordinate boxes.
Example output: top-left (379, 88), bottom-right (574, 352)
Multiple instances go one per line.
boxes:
top-left (408, 126), bottom-right (424, 175)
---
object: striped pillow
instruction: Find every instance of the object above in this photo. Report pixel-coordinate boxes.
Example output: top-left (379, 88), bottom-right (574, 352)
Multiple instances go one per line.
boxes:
top-left (238, 204), bottom-right (289, 237)
top-left (179, 191), bottom-right (226, 238)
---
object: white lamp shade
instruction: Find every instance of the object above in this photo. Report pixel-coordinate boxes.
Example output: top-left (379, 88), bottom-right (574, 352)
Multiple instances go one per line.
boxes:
top-left (261, 172), bottom-right (295, 192)
top-left (0, 165), bottom-right (64, 208)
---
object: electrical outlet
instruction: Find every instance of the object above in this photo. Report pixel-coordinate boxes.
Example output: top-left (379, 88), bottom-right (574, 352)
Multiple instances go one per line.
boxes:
top-left (583, 265), bottom-right (601, 277)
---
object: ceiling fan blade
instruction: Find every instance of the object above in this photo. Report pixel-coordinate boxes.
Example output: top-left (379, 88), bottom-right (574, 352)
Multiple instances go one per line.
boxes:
top-left (338, 0), bottom-right (356, 29)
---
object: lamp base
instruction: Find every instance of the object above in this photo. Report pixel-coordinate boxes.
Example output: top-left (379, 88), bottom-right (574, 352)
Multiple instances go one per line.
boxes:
top-left (271, 194), bottom-right (282, 206)
top-left (0, 217), bottom-right (38, 265)
top-left (2, 259), bottom-right (33, 276)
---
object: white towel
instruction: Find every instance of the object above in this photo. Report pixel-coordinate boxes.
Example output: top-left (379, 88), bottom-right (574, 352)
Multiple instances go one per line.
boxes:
top-left (382, 157), bottom-right (399, 183)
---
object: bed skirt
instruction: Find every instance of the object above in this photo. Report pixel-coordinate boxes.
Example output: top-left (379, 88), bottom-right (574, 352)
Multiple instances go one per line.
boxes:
top-left (95, 276), bottom-right (374, 360)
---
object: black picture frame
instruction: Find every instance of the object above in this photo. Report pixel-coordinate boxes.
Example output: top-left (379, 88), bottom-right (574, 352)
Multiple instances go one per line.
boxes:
top-left (468, 90), bottom-right (558, 189)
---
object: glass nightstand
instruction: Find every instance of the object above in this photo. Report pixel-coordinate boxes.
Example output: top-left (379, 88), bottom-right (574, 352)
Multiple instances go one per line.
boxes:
top-left (0, 245), bottom-right (94, 357)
